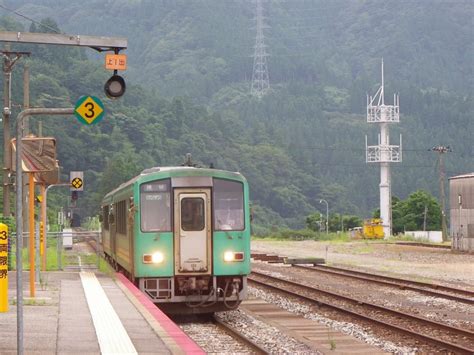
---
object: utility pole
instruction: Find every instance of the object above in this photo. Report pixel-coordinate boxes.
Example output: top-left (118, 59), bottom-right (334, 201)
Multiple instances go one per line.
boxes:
top-left (250, 0), bottom-right (270, 98)
top-left (431, 145), bottom-right (451, 242)
top-left (1, 46), bottom-right (29, 217)
top-left (23, 63), bottom-right (30, 235)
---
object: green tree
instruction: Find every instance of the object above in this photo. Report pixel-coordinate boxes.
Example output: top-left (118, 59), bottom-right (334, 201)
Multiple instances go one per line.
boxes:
top-left (392, 190), bottom-right (442, 234)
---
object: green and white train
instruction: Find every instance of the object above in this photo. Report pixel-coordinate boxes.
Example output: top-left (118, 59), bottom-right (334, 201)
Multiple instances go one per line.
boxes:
top-left (100, 166), bottom-right (250, 314)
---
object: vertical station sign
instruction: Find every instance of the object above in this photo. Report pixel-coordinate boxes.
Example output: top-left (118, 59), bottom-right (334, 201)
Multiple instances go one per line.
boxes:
top-left (0, 223), bottom-right (8, 312)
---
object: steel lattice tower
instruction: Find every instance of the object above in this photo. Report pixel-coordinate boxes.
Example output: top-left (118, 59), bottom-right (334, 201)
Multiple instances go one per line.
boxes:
top-left (366, 60), bottom-right (402, 237)
top-left (250, 0), bottom-right (270, 98)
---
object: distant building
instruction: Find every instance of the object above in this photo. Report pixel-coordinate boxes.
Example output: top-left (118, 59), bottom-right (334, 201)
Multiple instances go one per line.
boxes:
top-left (449, 173), bottom-right (474, 252)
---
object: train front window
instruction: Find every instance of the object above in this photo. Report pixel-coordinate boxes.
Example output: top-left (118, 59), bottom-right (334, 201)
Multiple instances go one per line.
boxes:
top-left (213, 179), bottom-right (244, 231)
top-left (181, 198), bottom-right (205, 231)
top-left (140, 180), bottom-right (171, 232)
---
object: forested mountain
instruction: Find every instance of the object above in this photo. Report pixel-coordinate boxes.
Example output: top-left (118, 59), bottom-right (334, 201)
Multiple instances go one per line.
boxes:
top-left (0, 1), bottom-right (472, 231)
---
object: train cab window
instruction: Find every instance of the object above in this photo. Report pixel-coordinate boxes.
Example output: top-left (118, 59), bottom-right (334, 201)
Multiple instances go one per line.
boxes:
top-left (213, 179), bottom-right (244, 231)
top-left (181, 198), bottom-right (205, 231)
top-left (140, 180), bottom-right (171, 232)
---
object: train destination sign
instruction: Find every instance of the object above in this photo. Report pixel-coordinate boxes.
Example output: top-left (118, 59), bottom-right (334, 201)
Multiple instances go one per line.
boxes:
top-left (74, 96), bottom-right (105, 125)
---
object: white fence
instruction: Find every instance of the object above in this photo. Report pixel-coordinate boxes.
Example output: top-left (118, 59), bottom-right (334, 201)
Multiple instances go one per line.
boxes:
top-left (405, 231), bottom-right (443, 243)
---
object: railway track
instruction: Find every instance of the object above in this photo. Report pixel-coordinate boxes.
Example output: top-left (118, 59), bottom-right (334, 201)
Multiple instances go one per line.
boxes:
top-left (212, 315), bottom-right (269, 354)
top-left (249, 271), bottom-right (474, 354)
top-left (292, 264), bottom-right (474, 304)
top-left (176, 315), bottom-right (269, 354)
top-left (393, 242), bottom-right (451, 249)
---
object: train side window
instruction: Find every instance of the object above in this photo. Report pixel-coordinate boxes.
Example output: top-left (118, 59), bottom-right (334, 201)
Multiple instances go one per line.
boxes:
top-left (181, 198), bottom-right (205, 231)
top-left (116, 200), bottom-right (127, 234)
top-left (103, 205), bottom-right (109, 230)
top-left (213, 179), bottom-right (244, 231)
top-left (140, 179), bottom-right (171, 232)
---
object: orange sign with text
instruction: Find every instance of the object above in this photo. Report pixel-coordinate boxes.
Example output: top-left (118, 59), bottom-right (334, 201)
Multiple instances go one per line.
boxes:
top-left (105, 53), bottom-right (127, 70)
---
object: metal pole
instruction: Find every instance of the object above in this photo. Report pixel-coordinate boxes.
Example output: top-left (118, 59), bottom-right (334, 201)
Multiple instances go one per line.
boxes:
top-left (15, 107), bottom-right (74, 355)
top-left (35, 221), bottom-right (40, 282)
top-left (22, 63), bottom-right (30, 244)
top-left (40, 184), bottom-right (46, 271)
top-left (96, 232), bottom-right (100, 270)
top-left (319, 199), bottom-right (329, 235)
top-left (458, 196), bottom-right (462, 242)
top-left (44, 183), bottom-right (69, 270)
top-left (2, 47), bottom-right (28, 218)
top-left (28, 173), bottom-right (35, 297)
top-left (3, 45), bottom-right (12, 218)
top-left (15, 110), bottom-right (24, 355)
top-left (23, 63), bottom-right (29, 133)
top-left (439, 153), bottom-right (448, 242)
top-left (423, 205), bottom-right (428, 232)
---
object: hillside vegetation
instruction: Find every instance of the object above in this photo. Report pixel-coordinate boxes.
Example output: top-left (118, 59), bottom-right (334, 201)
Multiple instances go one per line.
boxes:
top-left (0, 1), bottom-right (472, 231)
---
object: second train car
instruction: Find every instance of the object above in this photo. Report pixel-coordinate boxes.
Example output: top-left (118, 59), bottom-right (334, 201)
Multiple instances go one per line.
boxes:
top-left (100, 165), bottom-right (250, 314)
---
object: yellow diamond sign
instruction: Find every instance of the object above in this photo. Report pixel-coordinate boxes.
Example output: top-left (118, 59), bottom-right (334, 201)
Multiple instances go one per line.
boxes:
top-left (74, 96), bottom-right (105, 125)
top-left (71, 177), bottom-right (83, 189)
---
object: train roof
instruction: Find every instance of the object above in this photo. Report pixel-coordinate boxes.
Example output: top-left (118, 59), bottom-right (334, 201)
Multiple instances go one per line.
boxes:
top-left (102, 166), bottom-right (246, 202)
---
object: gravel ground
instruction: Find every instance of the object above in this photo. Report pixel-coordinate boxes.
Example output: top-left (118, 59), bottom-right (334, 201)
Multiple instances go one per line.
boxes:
top-left (249, 240), bottom-right (473, 353)
top-left (178, 311), bottom-right (318, 354)
top-left (248, 286), bottom-right (415, 354)
top-left (251, 262), bottom-right (474, 329)
top-left (251, 240), bottom-right (474, 287)
top-left (216, 310), bottom-right (318, 354)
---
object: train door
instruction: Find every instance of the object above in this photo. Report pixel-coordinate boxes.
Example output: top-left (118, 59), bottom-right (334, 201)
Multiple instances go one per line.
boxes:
top-left (174, 188), bottom-right (212, 274)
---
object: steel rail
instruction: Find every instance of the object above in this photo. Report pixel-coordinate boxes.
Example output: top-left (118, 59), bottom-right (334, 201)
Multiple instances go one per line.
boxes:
top-left (292, 264), bottom-right (474, 304)
top-left (212, 315), bottom-right (269, 354)
top-left (394, 242), bottom-right (451, 249)
top-left (249, 272), bottom-right (474, 354)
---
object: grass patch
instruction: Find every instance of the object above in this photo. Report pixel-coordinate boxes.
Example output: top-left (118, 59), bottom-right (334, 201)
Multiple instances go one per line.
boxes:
top-left (98, 257), bottom-right (114, 275)
top-left (352, 244), bottom-right (375, 254)
top-left (252, 229), bottom-right (351, 242)
top-left (10, 298), bottom-right (47, 306)
top-left (9, 237), bottom-right (67, 271)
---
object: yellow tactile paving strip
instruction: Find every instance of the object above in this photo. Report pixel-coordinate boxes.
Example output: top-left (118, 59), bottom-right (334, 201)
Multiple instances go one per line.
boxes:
top-left (80, 272), bottom-right (138, 355)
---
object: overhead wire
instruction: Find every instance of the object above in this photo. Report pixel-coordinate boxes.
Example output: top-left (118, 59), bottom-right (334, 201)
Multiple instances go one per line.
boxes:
top-left (0, 3), bottom-right (61, 34)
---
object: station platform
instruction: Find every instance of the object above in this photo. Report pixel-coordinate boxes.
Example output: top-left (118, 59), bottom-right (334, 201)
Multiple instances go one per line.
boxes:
top-left (0, 270), bottom-right (204, 354)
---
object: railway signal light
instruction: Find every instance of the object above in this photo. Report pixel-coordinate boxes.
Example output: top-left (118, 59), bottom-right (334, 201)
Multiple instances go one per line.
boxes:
top-left (104, 74), bottom-right (126, 99)
top-left (71, 191), bottom-right (78, 201)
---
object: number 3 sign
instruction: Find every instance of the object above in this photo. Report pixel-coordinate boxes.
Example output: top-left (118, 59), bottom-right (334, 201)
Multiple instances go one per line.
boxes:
top-left (74, 96), bottom-right (105, 125)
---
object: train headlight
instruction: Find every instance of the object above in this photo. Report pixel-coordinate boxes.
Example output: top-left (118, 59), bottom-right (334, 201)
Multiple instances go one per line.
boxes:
top-left (224, 251), bottom-right (234, 262)
top-left (143, 252), bottom-right (164, 264)
top-left (224, 251), bottom-right (244, 262)
top-left (152, 252), bottom-right (164, 263)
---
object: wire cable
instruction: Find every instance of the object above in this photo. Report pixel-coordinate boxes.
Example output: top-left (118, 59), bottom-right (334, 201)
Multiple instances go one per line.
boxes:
top-left (0, 4), bottom-right (61, 34)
